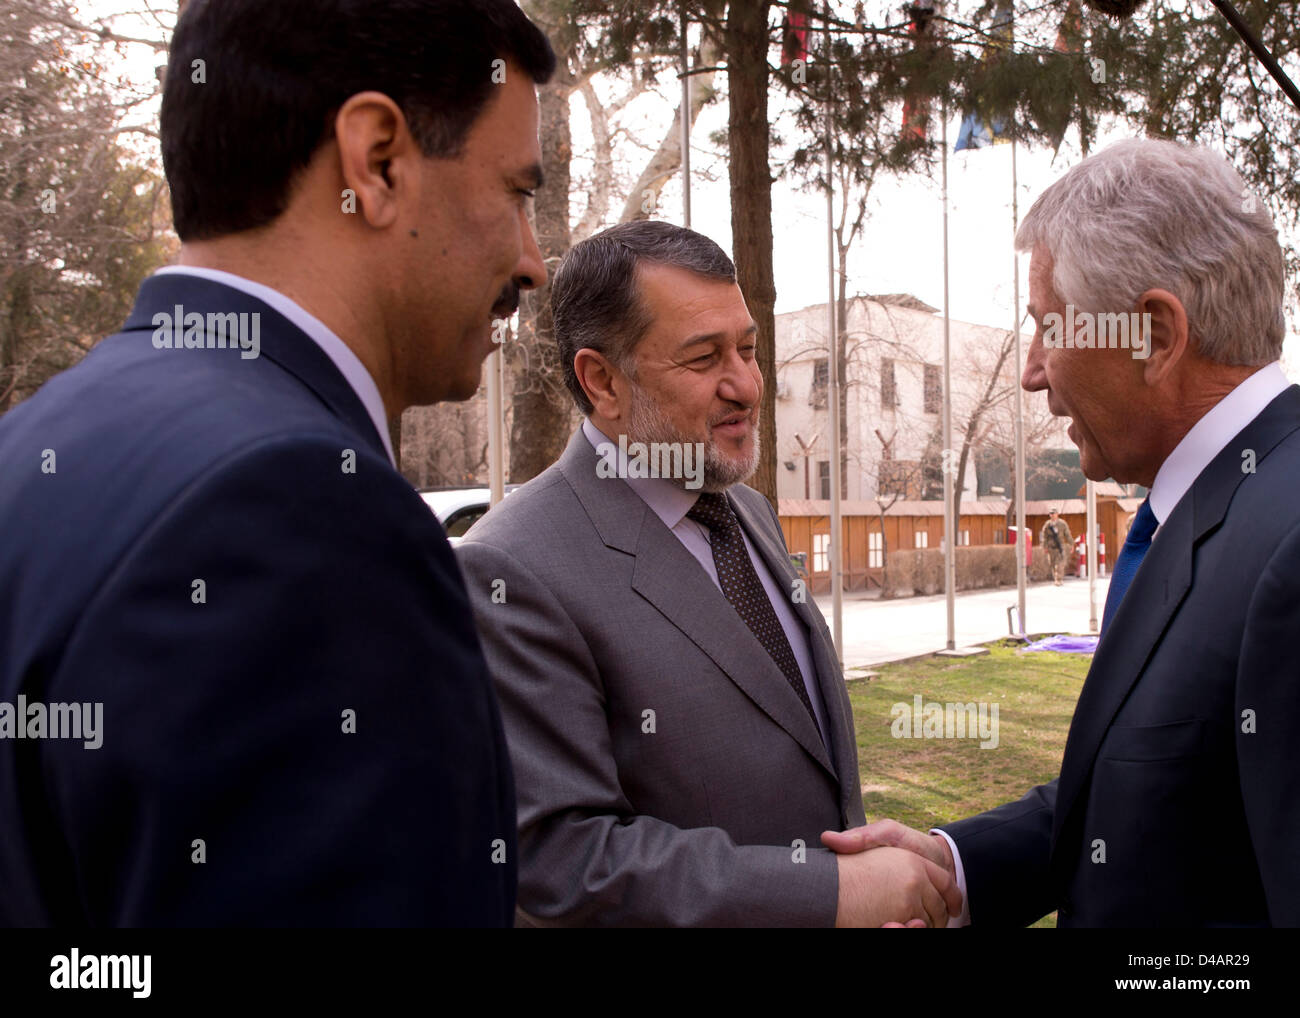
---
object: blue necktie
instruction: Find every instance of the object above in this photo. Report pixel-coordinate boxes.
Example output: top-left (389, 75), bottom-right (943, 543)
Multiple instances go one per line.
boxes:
top-left (1101, 499), bottom-right (1159, 635)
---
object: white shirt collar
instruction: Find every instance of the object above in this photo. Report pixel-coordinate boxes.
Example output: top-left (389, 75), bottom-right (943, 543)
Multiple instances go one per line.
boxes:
top-left (1148, 362), bottom-right (1290, 524)
top-left (152, 265), bottom-right (396, 467)
top-left (581, 416), bottom-right (701, 529)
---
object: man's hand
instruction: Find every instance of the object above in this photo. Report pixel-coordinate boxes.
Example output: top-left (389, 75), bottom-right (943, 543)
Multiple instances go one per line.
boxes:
top-left (833, 846), bottom-right (960, 928)
top-left (825, 820), bottom-right (961, 927)
top-left (822, 819), bottom-right (955, 876)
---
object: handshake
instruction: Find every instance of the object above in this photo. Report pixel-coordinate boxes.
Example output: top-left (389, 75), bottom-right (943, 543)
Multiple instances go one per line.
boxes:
top-left (821, 820), bottom-right (962, 928)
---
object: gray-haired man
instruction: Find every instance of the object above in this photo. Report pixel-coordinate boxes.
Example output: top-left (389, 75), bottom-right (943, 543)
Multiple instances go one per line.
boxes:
top-left (825, 138), bottom-right (1300, 927)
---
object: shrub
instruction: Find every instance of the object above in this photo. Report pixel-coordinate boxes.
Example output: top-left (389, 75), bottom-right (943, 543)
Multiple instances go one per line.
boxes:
top-left (882, 545), bottom-right (1054, 597)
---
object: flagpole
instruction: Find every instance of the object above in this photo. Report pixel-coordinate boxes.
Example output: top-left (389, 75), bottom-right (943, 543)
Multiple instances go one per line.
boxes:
top-left (1086, 477), bottom-right (1098, 631)
top-left (823, 10), bottom-right (843, 663)
top-left (487, 340), bottom-right (505, 506)
top-left (941, 97), bottom-right (955, 651)
top-left (679, 5), bottom-right (691, 228)
top-left (1011, 136), bottom-right (1026, 637)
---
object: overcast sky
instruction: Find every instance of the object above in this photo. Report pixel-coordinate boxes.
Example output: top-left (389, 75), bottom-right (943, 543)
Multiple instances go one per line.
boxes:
top-left (86, 0), bottom-right (1299, 378)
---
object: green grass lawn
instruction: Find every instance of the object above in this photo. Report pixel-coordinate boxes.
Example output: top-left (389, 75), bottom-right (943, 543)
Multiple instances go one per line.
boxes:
top-left (846, 638), bottom-right (1093, 928)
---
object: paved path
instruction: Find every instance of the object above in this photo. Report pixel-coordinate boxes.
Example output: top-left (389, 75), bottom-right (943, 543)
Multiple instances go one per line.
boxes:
top-left (813, 575), bottom-right (1113, 670)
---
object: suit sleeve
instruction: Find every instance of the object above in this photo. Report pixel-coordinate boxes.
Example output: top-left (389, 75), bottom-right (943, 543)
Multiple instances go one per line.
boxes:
top-left (1237, 520), bottom-right (1300, 926)
top-left (457, 537), bottom-right (840, 928)
top-left (940, 779), bottom-right (1059, 927)
top-left (41, 435), bottom-right (516, 926)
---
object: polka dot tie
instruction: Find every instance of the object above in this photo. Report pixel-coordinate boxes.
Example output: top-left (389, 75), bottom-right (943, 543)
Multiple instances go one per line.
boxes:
top-left (687, 492), bottom-right (818, 727)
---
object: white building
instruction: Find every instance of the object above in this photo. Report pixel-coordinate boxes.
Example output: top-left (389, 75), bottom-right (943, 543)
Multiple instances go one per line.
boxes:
top-left (773, 293), bottom-right (1071, 505)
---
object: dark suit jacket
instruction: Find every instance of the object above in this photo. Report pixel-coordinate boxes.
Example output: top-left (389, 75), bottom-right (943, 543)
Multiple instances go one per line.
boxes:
top-left (944, 385), bottom-right (1300, 927)
top-left (457, 427), bottom-right (865, 927)
top-left (0, 273), bottom-right (515, 926)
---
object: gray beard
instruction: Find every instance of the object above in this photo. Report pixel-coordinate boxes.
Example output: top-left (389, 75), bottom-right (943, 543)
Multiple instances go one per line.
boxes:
top-left (625, 380), bottom-right (760, 493)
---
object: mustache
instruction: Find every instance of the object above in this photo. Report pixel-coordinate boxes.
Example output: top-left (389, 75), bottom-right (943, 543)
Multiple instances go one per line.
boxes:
top-left (708, 403), bottom-right (754, 427)
top-left (491, 282), bottom-right (521, 319)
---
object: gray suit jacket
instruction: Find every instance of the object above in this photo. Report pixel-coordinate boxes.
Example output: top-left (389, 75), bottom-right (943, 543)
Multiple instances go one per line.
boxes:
top-left (458, 427), bottom-right (866, 927)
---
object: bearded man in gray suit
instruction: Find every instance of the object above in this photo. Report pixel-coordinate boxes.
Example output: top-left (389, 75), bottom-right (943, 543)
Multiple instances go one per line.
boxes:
top-left (458, 221), bottom-right (959, 927)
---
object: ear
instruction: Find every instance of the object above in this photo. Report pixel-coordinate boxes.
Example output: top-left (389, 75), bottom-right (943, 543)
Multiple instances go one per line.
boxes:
top-left (573, 348), bottom-right (626, 420)
top-left (333, 91), bottom-right (414, 231)
top-left (1136, 288), bottom-right (1190, 386)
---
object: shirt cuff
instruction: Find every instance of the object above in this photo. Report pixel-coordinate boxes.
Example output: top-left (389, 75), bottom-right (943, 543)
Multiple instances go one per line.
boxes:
top-left (930, 828), bottom-right (971, 927)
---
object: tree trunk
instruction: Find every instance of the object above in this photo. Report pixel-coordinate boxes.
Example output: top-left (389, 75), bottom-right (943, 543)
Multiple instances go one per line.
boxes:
top-left (508, 67), bottom-right (575, 482)
top-left (834, 253), bottom-right (851, 499)
top-left (951, 331), bottom-right (1015, 543)
top-left (726, 0), bottom-right (777, 507)
top-left (619, 31), bottom-right (721, 224)
top-left (0, 274), bottom-right (29, 415)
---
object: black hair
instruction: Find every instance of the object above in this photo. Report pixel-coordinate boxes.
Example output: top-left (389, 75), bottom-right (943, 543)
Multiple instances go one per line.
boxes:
top-left (162, 0), bottom-right (555, 241)
top-left (551, 221), bottom-right (736, 415)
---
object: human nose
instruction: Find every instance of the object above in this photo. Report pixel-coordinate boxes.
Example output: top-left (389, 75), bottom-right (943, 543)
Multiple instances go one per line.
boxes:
top-left (515, 209), bottom-right (547, 291)
top-left (1022, 328), bottom-right (1047, 392)
top-left (719, 346), bottom-right (761, 408)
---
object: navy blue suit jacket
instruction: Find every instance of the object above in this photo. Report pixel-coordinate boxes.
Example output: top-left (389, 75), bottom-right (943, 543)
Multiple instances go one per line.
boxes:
top-left (944, 385), bottom-right (1300, 927)
top-left (0, 273), bottom-right (516, 926)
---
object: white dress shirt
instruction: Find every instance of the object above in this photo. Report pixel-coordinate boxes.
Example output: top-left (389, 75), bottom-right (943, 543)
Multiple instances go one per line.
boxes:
top-left (581, 417), bottom-right (832, 747)
top-left (152, 265), bottom-right (396, 467)
top-left (1146, 362), bottom-right (1290, 530)
top-left (934, 360), bottom-right (1292, 926)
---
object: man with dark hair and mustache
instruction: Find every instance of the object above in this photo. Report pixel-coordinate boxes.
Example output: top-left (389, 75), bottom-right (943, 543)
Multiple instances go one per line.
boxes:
top-left (0, 0), bottom-right (553, 926)
top-left (458, 221), bottom-right (959, 927)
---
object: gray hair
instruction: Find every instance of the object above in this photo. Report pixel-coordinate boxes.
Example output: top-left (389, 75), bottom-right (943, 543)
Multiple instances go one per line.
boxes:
top-left (551, 220), bottom-right (736, 414)
top-left (1016, 138), bottom-right (1285, 365)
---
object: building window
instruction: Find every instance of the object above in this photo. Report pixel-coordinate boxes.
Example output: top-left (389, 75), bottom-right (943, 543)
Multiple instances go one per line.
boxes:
top-left (959, 529), bottom-right (970, 546)
top-left (813, 533), bottom-right (830, 572)
top-left (818, 461), bottom-right (830, 500)
top-left (809, 358), bottom-right (828, 408)
top-left (869, 531), bottom-right (883, 568)
top-left (924, 364), bottom-right (941, 414)
top-left (881, 358), bottom-right (897, 410)
top-left (914, 531), bottom-right (928, 549)
top-left (879, 458), bottom-right (917, 499)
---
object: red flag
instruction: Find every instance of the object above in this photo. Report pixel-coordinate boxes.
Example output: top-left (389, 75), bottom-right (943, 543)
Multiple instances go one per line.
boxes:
top-left (782, 7), bottom-right (809, 65)
top-left (1053, 0), bottom-right (1082, 53)
top-left (1049, 0), bottom-right (1085, 157)
top-left (901, 4), bottom-right (938, 141)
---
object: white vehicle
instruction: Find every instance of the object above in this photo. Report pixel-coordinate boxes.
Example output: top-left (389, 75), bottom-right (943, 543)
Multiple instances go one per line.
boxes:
top-left (418, 487), bottom-right (513, 546)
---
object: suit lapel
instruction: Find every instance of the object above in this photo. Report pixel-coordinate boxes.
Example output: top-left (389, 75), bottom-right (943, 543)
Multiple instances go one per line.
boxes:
top-left (1050, 504), bottom-right (1193, 850)
top-left (732, 496), bottom-right (814, 631)
top-left (559, 430), bottom-right (837, 781)
top-left (1051, 386), bottom-right (1300, 860)
top-left (121, 273), bottom-right (390, 462)
top-left (731, 494), bottom-right (857, 789)
top-left (630, 522), bottom-right (836, 778)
